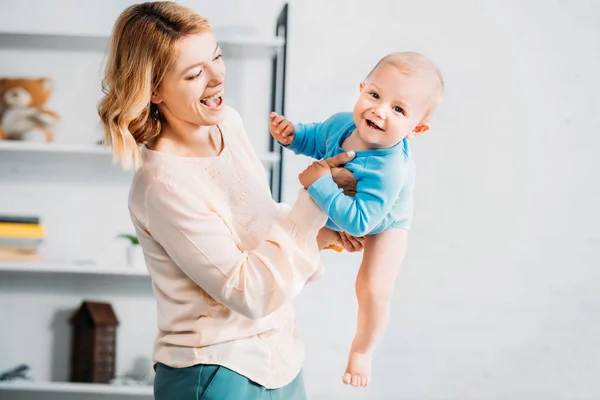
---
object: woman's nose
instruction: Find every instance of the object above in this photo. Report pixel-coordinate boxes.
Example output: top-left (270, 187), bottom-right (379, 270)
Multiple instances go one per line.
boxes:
top-left (206, 63), bottom-right (225, 83)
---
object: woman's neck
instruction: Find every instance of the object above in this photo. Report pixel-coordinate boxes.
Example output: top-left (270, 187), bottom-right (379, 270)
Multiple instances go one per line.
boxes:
top-left (152, 119), bottom-right (223, 158)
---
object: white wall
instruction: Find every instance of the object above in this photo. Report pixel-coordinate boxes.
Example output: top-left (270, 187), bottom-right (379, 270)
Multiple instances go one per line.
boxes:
top-left (285, 1), bottom-right (600, 399)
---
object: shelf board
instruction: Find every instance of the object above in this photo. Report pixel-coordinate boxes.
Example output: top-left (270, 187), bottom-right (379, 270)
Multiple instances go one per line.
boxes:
top-left (260, 151), bottom-right (281, 164)
top-left (220, 36), bottom-right (284, 58)
top-left (0, 262), bottom-right (149, 277)
top-left (0, 31), bottom-right (109, 51)
top-left (0, 381), bottom-right (152, 396)
top-left (0, 31), bottom-right (284, 57)
top-left (0, 141), bottom-right (281, 164)
top-left (0, 141), bottom-right (110, 155)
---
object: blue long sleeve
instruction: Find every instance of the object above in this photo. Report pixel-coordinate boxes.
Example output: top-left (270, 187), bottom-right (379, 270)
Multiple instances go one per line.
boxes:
top-left (286, 121), bottom-right (327, 159)
top-left (307, 163), bottom-right (405, 237)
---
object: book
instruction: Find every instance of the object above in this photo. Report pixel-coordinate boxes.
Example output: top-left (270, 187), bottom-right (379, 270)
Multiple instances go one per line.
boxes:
top-left (0, 223), bottom-right (45, 239)
top-left (0, 215), bottom-right (40, 225)
top-left (0, 246), bottom-right (42, 262)
top-left (0, 237), bottom-right (43, 248)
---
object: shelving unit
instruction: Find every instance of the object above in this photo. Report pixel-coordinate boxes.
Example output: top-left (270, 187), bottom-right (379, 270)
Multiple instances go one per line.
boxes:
top-left (0, 3), bottom-right (289, 398)
top-left (0, 381), bottom-right (152, 396)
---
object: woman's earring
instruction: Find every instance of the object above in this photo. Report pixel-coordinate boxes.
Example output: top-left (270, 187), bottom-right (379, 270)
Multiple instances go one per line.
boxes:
top-left (150, 103), bottom-right (160, 120)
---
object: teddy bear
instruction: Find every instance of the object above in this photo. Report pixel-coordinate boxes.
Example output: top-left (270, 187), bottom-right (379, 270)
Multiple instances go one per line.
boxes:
top-left (0, 78), bottom-right (60, 142)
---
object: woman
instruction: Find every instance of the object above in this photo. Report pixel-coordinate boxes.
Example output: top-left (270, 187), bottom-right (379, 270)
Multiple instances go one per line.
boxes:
top-left (98, 2), bottom-right (361, 399)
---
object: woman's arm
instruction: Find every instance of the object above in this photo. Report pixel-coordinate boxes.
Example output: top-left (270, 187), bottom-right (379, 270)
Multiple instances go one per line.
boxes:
top-left (139, 181), bottom-right (327, 321)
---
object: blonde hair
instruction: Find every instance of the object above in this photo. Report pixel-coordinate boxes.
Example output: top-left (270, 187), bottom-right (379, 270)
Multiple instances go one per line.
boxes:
top-left (98, 1), bottom-right (211, 169)
top-left (366, 51), bottom-right (444, 122)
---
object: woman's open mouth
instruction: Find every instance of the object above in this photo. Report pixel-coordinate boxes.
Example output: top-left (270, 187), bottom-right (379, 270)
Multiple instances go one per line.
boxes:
top-left (199, 90), bottom-right (224, 109)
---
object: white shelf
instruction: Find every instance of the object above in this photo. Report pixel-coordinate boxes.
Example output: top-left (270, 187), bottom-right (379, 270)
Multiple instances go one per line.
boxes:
top-left (0, 262), bottom-right (149, 277)
top-left (0, 381), bottom-right (152, 396)
top-left (0, 31), bottom-right (283, 57)
top-left (0, 141), bottom-right (281, 164)
top-left (260, 151), bottom-right (281, 164)
top-left (220, 36), bottom-right (284, 58)
top-left (0, 141), bottom-right (110, 155)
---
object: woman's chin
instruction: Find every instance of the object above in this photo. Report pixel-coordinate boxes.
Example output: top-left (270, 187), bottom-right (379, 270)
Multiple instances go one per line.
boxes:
top-left (201, 114), bottom-right (226, 126)
top-left (196, 99), bottom-right (226, 125)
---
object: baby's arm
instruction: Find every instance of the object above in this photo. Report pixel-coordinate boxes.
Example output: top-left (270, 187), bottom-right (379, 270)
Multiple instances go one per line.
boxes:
top-left (307, 166), bottom-right (403, 237)
top-left (269, 112), bottom-right (327, 159)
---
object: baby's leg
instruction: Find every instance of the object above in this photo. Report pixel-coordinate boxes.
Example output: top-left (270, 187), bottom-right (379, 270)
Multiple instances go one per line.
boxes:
top-left (343, 228), bottom-right (407, 387)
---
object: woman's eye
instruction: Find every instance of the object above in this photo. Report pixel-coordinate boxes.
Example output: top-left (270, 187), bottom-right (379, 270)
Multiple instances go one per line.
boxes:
top-left (214, 53), bottom-right (223, 61)
top-left (370, 92), bottom-right (379, 99)
top-left (187, 71), bottom-right (202, 80)
top-left (393, 106), bottom-right (404, 114)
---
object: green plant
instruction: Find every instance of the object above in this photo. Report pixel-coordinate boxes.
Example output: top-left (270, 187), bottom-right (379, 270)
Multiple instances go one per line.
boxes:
top-left (117, 233), bottom-right (139, 246)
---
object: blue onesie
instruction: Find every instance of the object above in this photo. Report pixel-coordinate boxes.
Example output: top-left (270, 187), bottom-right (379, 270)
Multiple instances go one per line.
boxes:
top-left (286, 112), bottom-right (415, 237)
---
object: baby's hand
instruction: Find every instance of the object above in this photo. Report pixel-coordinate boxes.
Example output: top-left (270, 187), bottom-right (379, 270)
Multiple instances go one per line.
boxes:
top-left (269, 112), bottom-right (295, 145)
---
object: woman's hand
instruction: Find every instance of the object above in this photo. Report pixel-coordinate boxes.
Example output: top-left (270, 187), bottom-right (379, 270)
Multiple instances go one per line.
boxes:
top-left (339, 232), bottom-right (365, 252)
top-left (316, 227), bottom-right (342, 251)
top-left (299, 151), bottom-right (355, 189)
top-left (331, 167), bottom-right (358, 197)
top-left (317, 229), bottom-right (365, 253)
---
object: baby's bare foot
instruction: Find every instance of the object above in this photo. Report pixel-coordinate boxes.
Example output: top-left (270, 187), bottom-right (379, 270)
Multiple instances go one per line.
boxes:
top-left (342, 350), bottom-right (372, 387)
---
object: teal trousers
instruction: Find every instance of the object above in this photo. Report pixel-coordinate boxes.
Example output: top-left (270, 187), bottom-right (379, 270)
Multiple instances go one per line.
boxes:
top-left (154, 363), bottom-right (307, 400)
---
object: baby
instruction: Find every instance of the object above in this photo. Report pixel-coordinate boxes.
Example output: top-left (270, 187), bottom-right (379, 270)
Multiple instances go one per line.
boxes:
top-left (270, 51), bottom-right (444, 387)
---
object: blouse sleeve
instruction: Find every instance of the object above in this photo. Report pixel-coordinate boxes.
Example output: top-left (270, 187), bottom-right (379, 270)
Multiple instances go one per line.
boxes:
top-left (143, 180), bottom-right (327, 320)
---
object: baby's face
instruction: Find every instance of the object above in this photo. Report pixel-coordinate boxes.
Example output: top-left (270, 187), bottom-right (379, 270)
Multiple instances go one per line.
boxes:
top-left (352, 63), bottom-right (434, 149)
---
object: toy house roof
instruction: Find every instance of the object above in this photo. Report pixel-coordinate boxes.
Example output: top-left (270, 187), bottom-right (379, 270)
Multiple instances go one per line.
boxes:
top-left (69, 301), bottom-right (119, 326)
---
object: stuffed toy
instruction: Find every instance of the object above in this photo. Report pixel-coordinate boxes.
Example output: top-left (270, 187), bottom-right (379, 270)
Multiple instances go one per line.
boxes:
top-left (0, 78), bottom-right (59, 142)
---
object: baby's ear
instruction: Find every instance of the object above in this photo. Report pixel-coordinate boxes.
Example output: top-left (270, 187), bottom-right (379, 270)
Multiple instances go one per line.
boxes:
top-left (407, 123), bottom-right (430, 139)
top-left (359, 82), bottom-right (365, 92)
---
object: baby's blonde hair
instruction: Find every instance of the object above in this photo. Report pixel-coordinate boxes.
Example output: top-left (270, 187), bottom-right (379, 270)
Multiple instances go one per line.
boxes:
top-left (98, 1), bottom-right (211, 170)
top-left (367, 51), bottom-right (444, 122)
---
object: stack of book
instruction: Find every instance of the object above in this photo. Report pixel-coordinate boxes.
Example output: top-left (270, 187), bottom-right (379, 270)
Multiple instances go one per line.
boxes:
top-left (0, 214), bottom-right (45, 261)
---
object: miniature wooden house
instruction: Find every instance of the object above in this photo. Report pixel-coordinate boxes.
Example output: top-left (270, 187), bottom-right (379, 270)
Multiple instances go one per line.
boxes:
top-left (69, 301), bottom-right (119, 383)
